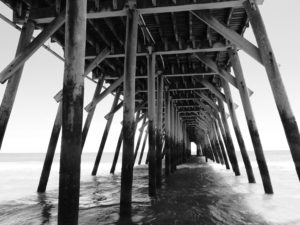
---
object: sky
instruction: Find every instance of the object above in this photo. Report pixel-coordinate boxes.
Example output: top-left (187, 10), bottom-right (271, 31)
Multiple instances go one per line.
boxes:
top-left (0, 0), bottom-right (299, 154)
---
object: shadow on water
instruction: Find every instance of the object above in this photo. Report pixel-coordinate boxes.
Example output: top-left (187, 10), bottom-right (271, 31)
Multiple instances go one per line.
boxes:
top-left (37, 193), bottom-right (54, 225)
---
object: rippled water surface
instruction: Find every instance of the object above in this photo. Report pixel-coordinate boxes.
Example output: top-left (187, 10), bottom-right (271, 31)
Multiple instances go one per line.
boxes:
top-left (0, 151), bottom-right (299, 224)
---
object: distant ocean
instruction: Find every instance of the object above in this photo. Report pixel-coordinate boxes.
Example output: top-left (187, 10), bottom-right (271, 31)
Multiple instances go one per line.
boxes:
top-left (0, 150), bottom-right (299, 224)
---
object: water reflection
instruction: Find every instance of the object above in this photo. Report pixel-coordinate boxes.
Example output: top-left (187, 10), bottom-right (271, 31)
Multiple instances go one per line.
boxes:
top-left (37, 193), bottom-right (53, 225)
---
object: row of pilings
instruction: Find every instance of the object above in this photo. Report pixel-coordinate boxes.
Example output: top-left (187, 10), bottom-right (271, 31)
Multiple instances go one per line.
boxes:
top-left (1, 0), bottom-right (300, 224)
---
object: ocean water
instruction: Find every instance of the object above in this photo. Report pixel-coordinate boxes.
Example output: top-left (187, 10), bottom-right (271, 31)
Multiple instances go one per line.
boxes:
top-left (0, 150), bottom-right (299, 224)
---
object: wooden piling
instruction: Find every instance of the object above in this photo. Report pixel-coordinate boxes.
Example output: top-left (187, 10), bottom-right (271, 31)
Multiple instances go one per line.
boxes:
top-left (133, 116), bottom-right (147, 164)
top-left (212, 123), bottom-right (225, 165)
top-left (209, 127), bottom-right (220, 164)
top-left (214, 119), bottom-right (230, 170)
top-left (92, 91), bottom-right (120, 176)
top-left (110, 128), bottom-right (123, 174)
top-left (138, 131), bottom-right (148, 165)
top-left (81, 76), bottom-right (105, 150)
top-left (58, 0), bottom-right (86, 224)
top-left (37, 102), bottom-right (62, 193)
top-left (0, 20), bottom-right (34, 149)
top-left (120, 3), bottom-right (138, 216)
top-left (156, 75), bottom-right (163, 187)
top-left (164, 91), bottom-right (171, 175)
top-left (218, 99), bottom-right (240, 175)
top-left (230, 48), bottom-right (273, 193)
top-left (147, 49), bottom-right (157, 197)
top-left (244, 0), bottom-right (300, 181)
top-left (222, 80), bottom-right (255, 183)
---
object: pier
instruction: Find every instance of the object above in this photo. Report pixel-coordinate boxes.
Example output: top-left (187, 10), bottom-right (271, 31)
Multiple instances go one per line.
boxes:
top-left (0, 0), bottom-right (300, 224)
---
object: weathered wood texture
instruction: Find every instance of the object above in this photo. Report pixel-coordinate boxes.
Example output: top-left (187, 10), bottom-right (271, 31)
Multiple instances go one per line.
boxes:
top-left (230, 48), bottom-right (273, 194)
top-left (0, 20), bottom-right (34, 149)
top-left (58, 1), bottom-right (86, 224)
top-left (120, 6), bottom-right (139, 217)
top-left (222, 80), bottom-right (255, 183)
top-left (244, 0), bottom-right (300, 181)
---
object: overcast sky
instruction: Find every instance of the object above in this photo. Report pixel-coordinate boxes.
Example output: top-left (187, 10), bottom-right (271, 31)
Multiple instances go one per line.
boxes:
top-left (0, 0), bottom-right (299, 154)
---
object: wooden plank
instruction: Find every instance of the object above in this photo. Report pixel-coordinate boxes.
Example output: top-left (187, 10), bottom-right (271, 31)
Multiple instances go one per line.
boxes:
top-left (28, 1), bottom-right (263, 24)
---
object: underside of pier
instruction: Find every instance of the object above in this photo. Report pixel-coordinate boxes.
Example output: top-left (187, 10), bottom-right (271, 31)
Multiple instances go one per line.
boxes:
top-left (1, 0), bottom-right (300, 224)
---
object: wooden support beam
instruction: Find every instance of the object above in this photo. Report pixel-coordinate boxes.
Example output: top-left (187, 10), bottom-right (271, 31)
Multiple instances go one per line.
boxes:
top-left (163, 72), bottom-right (215, 77)
top-left (244, 0), bottom-right (300, 181)
top-left (138, 130), bottom-right (148, 165)
top-left (28, 1), bottom-right (263, 24)
top-left (85, 76), bottom-right (123, 111)
top-left (193, 53), bottom-right (254, 96)
top-left (120, 5), bottom-right (139, 217)
top-left (214, 119), bottom-right (230, 169)
top-left (165, 91), bottom-right (171, 175)
top-left (191, 12), bottom-right (263, 65)
top-left (104, 101), bottom-right (123, 120)
top-left (110, 128), bottom-right (123, 174)
top-left (133, 116), bottom-right (147, 164)
top-left (230, 48), bottom-right (273, 193)
top-left (200, 80), bottom-right (226, 102)
top-left (213, 120), bottom-right (229, 168)
top-left (55, 48), bottom-right (110, 102)
top-left (58, 1), bottom-right (86, 224)
top-left (218, 98), bottom-right (240, 175)
top-left (0, 12), bottom-right (65, 83)
top-left (0, 20), bottom-right (34, 150)
top-left (37, 102), bottom-right (62, 193)
top-left (147, 49), bottom-right (157, 196)
top-left (91, 91), bottom-right (120, 175)
top-left (81, 77), bottom-right (105, 150)
top-left (222, 79), bottom-right (255, 183)
top-left (156, 75), bottom-right (163, 187)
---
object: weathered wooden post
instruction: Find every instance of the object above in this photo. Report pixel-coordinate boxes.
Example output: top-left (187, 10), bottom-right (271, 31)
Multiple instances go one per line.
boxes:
top-left (120, 0), bottom-right (139, 216)
top-left (156, 74), bottom-right (163, 187)
top-left (133, 116), bottom-right (147, 164)
top-left (244, 0), bottom-right (300, 181)
top-left (164, 91), bottom-right (171, 175)
top-left (212, 123), bottom-right (225, 165)
top-left (58, 0), bottom-right (86, 224)
top-left (81, 76), bottom-right (105, 150)
top-left (196, 143), bottom-right (201, 156)
top-left (92, 91), bottom-right (120, 176)
top-left (0, 20), bottom-right (34, 149)
top-left (37, 103), bottom-right (62, 193)
top-left (218, 99), bottom-right (240, 175)
top-left (209, 126), bottom-right (221, 164)
top-left (205, 133), bottom-right (215, 162)
top-left (110, 128), bottom-right (123, 174)
top-left (170, 103), bottom-right (175, 172)
top-left (147, 47), bottom-right (157, 196)
top-left (230, 48), bottom-right (273, 193)
top-left (222, 80), bottom-right (255, 183)
top-left (138, 131), bottom-right (148, 165)
top-left (214, 119), bottom-right (230, 170)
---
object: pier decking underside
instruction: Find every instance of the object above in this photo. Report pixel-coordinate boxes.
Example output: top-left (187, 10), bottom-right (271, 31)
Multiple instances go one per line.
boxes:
top-left (2, 0), bottom-right (300, 224)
